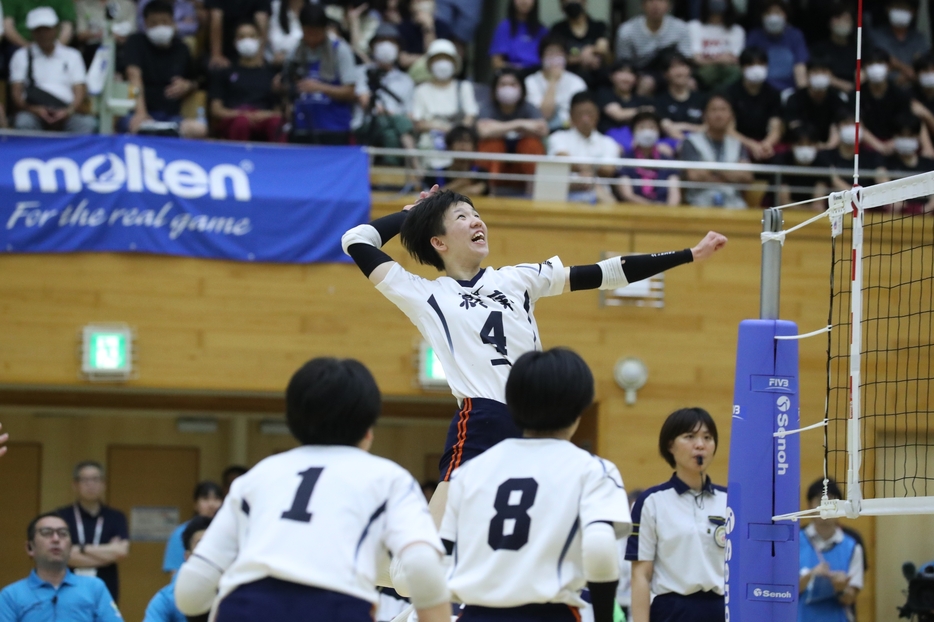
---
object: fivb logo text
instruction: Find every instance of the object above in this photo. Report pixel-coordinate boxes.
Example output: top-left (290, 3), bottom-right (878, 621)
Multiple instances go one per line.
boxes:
top-left (12, 144), bottom-right (252, 201)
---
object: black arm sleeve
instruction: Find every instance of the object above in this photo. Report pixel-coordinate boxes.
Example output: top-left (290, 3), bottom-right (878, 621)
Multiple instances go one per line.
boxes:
top-left (370, 210), bottom-right (409, 246)
top-left (568, 249), bottom-right (693, 291)
top-left (588, 580), bottom-right (619, 622)
top-left (569, 265), bottom-right (603, 291)
top-left (347, 243), bottom-right (393, 277)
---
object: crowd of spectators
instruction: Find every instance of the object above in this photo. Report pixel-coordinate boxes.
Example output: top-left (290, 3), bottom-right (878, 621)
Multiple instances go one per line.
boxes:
top-left (0, 0), bottom-right (933, 207)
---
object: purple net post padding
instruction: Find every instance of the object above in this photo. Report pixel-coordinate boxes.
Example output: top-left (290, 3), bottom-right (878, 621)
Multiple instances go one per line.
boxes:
top-left (725, 319), bottom-right (800, 622)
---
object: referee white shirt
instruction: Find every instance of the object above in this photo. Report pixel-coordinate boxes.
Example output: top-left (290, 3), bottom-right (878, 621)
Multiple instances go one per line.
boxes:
top-left (625, 474), bottom-right (727, 597)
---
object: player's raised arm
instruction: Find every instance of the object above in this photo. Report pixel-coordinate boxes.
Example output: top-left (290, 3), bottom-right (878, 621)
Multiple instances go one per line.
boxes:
top-left (560, 231), bottom-right (728, 293)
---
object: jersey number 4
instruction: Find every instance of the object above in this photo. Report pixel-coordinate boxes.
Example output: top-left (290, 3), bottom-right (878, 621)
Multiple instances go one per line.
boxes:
top-left (281, 467), bottom-right (324, 522)
top-left (488, 478), bottom-right (538, 551)
top-left (480, 311), bottom-right (509, 367)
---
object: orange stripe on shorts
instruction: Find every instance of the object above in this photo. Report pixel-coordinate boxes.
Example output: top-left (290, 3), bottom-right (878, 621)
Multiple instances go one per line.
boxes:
top-left (443, 398), bottom-right (471, 481)
top-left (569, 605), bottom-right (582, 622)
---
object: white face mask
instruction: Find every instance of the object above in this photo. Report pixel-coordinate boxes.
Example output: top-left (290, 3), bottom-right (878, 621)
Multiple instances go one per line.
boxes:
top-left (889, 8), bottom-right (913, 27)
top-left (430, 58), bottom-right (455, 81)
top-left (146, 24), bottom-right (175, 47)
top-left (496, 85), bottom-right (522, 106)
top-left (543, 55), bottom-right (567, 70)
top-left (235, 37), bottom-right (260, 58)
top-left (634, 127), bottom-right (659, 148)
top-left (831, 21), bottom-right (852, 37)
top-left (743, 64), bottom-right (768, 84)
top-left (866, 63), bottom-right (888, 83)
top-left (839, 124), bottom-right (857, 145)
top-left (373, 41), bottom-right (399, 65)
top-left (894, 136), bottom-right (919, 154)
top-left (763, 13), bottom-right (785, 34)
top-left (809, 73), bottom-right (831, 90)
top-left (793, 145), bottom-right (817, 164)
top-left (920, 72), bottom-right (934, 88)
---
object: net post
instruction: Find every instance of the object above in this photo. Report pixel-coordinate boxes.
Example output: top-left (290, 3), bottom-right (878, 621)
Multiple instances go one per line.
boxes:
top-left (761, 208), bottom-right (783, 319)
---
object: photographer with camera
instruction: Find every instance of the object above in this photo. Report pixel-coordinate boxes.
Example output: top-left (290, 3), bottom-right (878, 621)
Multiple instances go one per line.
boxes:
top-left (799, 478), bottom-right (864, 622)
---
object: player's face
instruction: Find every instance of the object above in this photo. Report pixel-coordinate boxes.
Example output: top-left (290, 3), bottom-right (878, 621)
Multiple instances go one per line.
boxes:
top-left (669, 423), bottom-right (716, 472)
top-left (435, 202), bottom-right (488, 265)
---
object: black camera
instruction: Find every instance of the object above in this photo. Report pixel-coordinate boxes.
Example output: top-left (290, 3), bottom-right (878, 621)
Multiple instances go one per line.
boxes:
top-left (899, 562), bottom-right (934, 621)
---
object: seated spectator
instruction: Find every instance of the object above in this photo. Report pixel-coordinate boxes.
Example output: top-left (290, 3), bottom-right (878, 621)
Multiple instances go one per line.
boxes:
top-left (75, 0), bottom-right (136, 68)
top-left (619, 111), bottom-right (681, 205)
top-left (9, 7), bottom-right (96, 134)
top-left (725, 47), bottom-right (782, 162)
top-left (745, 0), bottom-right (808, 94)
top-left (862, 47), bottom-right (913, 154)
top-left (161, 483), bottom-right (222, 574)
top-left (785, 59), bottom-right (849, 149)
top-left (476, 67), bottom-right (547, 194)
top-left (681, 94), bottom-right (752, 208)
top-left (489, 0), bottom-right (549, 72)
top-left (267, 0), bottom-right (306, 65)
top-left (550, 0), bottom-right (611, 87)
top-left (524, 35), bottom-right (586, 131)
top-left (145, 516), bottom-right (212, 622)
top-left (137, 0), bottom-right (200, 41)
top-left (814, 110), bottom-right (887, 195)
top-left (911, 54), bottom-right (934, 146)
top-left (397, 0), bottom-right (457, 70)
top-left (688, 0), bottom-right (744, 90)
top-left (774, 125), bottom-right (822, 207)
top-left (125, 0), bottom-right (206, 138)
top-left (809, 2), bottom-right (859, 92)
top-left (871, 0), bottom-right (930, 88)
top-left (2, 0), bottom-right (75, 47)
top-left (210, 22), bottom-right (283, 142)
top-left (615, 0), bottom-right (691, 96)
top-left (282, 4), bottom-right (357, 145)
top-left (885, 114), bottom-right (934, 213)
top-left (423, 125), bottom-right (488, 195)
top-left (655, 52), bottom-right (706, 141)
top-left (596, 60), bottom-right (654, 148)
top-left (548, 91), bottom-right (621, 204)
top-left (207, 0), bottom-right (271, 69)
top-left (0, 513), bottom-right (122, 622)
top-left (355, 23), bottom-right (417, 167)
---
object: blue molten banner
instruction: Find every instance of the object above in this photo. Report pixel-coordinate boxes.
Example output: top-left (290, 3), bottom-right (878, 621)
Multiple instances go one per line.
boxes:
top-left (0, 134), bottom-right (370, 263)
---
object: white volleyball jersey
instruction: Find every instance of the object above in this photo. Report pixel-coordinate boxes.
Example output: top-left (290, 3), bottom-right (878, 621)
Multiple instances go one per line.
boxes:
top-left (376, 258), bottom-right (566, 402)
top-left (191, 445), bottom-right (441, 605)
top-left (439, 439), bottom-right (633, 608)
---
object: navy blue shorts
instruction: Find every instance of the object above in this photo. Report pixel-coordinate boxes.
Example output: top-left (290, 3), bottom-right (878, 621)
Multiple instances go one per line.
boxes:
top-left (650, 592), bottom-right (725, 622)
top-left (439, 397), bottom-right (521, 481)
top-left (460, 603), bottom-right (581, 621)
top-left (215, 577), bottom-right (373, 622)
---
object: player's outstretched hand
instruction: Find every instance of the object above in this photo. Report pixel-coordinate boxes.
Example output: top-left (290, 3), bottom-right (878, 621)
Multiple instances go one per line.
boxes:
top-left (0, 422), bottom-right (8, 457)
top-left (403, 184), bottom-right (440, 211)
top-left (691, 231), bottom-right (728, 262)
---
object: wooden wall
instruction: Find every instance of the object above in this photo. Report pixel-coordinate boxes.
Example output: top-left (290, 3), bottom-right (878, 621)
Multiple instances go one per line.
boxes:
top-left (0, 198), bottom-right (878, 618)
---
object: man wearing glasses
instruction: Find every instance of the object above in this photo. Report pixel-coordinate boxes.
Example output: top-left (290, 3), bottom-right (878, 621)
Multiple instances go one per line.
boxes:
top-left (0, 513), bottom-right (123, 621)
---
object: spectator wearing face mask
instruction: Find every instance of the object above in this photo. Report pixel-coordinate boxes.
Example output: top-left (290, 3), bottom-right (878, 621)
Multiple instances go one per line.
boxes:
top-left (655, 52), bottom-right (706, 141)
top-left (809, 3), bottom-right (860, 92)
top-left (550, 0), bottom-right (611, 88)
top-left (814, 110), bottom-right (887, 195)
top-left (412, 38), bottom-right (477, 149)
top-left (525, 34), bottom-right (587, 131)
top-left (861, 48), bottom-right (913, 155)
top-left (785, 58), bottom-right (849, 150)
top-left (596, 60), bottom-right (655, 149)
top-left (724, 47), bottom-right (782, 162)
top-left (871, 0), bottom-right (930, 87)
top-left (619, 111), bottom-right (681, 206)
top-left (774, 125), bottom-right (823, 208)
top-left (688, 0), bottom-right (744, 90)
top-left (745, 0), bottom-right (808, 94)
top-left (910, 54), bottom-right (934, 149)
top-left (489, 0), bottom-right (549, 72)
top-left (210, 21), bottom-right (283, 142)
top-left (884, 113), bottom-right (934, 212)
top-left (476, 68), bottom-right (547, 195)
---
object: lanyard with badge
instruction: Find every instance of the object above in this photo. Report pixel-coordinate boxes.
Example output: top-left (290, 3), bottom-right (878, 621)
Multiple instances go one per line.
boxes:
top-left (73, 505), bottom-right (104, 577)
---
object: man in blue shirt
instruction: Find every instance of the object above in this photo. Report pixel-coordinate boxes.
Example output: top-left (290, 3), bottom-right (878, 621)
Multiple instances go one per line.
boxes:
top-left (746, 0), bottom-right (809, 94)
top-left (0, 512), bottom-right (122, 622)
top-left (144, 516), bottom-right (213, 622)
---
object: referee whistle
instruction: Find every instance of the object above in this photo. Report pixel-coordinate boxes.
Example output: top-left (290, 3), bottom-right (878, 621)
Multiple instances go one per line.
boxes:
top-left (695, 456), bottom-right (704, 466)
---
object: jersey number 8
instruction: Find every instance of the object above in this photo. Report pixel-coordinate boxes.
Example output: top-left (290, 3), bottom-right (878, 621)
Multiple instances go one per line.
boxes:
top-left (487, 478), bottom-right (538, 551)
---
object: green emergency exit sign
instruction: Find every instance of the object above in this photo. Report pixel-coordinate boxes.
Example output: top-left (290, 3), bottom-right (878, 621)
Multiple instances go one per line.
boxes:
top-left (82, 324), bottom-right (133, 380)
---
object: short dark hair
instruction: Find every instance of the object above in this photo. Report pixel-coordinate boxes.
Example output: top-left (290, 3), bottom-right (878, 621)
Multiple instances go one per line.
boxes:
top-left (143, 0), bottom-right (174, 19)
top-left (807, 56), bottom-right (833, 72)
top-left (193, 481), bottom-right (223, 501)
top-left (828, 1), bottom-right (853, 19)
top-left (894, 112), bottom-right (922, 135)
top-left (538, 33), bottom-right (566, 59)
top-left (73, 460), bottom-right (103, 480)
top-left (701, 0), bottom-right (736, 27)
top-left (705, 93), bottom-right (731, 112)
top-left (739, 46), bottom-right (767, 67)
top-left (610, 59), bottom-right (636, 75)
top-left (506, 348), bottom-right (594, 432)
top-left (834, 106), bottom-right (856, 125)
top-left (445, 124), bottom-right (478, 149)
top-left (806, 477), bottom-right (843, 503)
top-left (658, 407), bottom-right (719, 468)
top-left (761, 0), bottom-right (787, 14)
top-left (285, 357), bottom-right (381, 446)
top-left (665, 52), bottom-right (690, 72)
top-left (400, 190), bottom-right (474, 271)
top-left (631, 110), bottom-right (660, 128)
top-left (570, 90), bottom-right (597, 110)
top-left (788, 123), bottom-right (818, 143)
top-left (299, 3), bottom-right (327, 28)
top-left (866, 47), bottom-right (891, 65)
top-left (27, 513), bottom-right (70, 542)
top-left (182, 515), bottom-right (213, 551)
top-left (222, 465), bottom-right (248, 481)
top-left (914, 52), bottom-right (934, 73)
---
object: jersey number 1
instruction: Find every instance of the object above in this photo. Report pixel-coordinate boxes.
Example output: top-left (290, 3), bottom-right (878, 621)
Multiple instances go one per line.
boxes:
top-left (281, 467), bottom-right (324, 522)
top-left (488, 478), bottom-right (538, 551)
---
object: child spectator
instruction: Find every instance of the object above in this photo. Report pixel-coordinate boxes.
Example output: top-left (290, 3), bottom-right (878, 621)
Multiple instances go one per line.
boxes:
top-left (785, 59), bottom-right (849, 149)
top-left (267, 0), bottom-right (306, 65)
top-left (210, 21), bottom-right (283, 142)
top-left (725, 47), bottom-right (782, 162)
top-left (476, 68), bottom-right (547, 194)
top-left (489, 0), bottom-right (549, 72)
top-left (423, 125), bottom-right (489, 195)
top-left (688, 0), bottom-right (744, 90)
top-left (619, 111), bottom-right (681, 205)
top-left (774, 125), bottom-right (823, 208)
top-left (655, 52), bottom-right (706, 141)
top-left (745, 0), bottom-right (808, 94)
top-left (549, 0), bottom-right (611, 87)
top-left (615, 0), bottom-right (691, 96)
top-left (885, 114), bottom-right (934, 213)
top-left (871, 0), bottom-right (930, 87)
top-left (207, 0), bottom-right (271, 69)
top-left (809, 3), bottom-right (859, 92)
top-left (861, 47), bottom-right (913, 153)
top-left (596, 61), bottom-right (654, 148)
top-left (814, 110), bottom-right (887, 195)
top-left (524, 35), bottom-right (587, 131)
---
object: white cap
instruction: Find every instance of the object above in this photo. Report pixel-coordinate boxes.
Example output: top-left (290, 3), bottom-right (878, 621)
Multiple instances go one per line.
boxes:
top-left (26, 6), bottom-right (59, 29)
top-left (425, 38), bottom-right (460, 72)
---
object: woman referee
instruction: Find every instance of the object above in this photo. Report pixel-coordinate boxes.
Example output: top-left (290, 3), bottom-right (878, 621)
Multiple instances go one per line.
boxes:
top-left (626, 407), bottom-right (727, 622)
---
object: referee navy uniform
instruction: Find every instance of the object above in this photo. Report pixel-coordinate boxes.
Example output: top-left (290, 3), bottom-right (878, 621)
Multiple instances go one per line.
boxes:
top-left (626, 474), bottom-right (727, 622)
